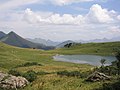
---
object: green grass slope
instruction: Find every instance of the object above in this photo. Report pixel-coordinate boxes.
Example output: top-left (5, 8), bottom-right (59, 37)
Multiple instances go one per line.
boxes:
top-left (0, 41), bottom-right (92, 72)
top-left (49, 42), bottom-right (120, 55)
top-left (0, 41), bottom-right (120, 90)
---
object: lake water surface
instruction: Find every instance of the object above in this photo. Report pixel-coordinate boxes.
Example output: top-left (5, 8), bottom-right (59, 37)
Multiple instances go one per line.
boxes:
top-left (53, 55), bottom-right (116, 66)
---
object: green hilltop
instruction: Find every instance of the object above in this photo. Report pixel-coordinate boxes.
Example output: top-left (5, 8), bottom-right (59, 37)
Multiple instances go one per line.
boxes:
top-left (50, 41), bottom-right (120, 55)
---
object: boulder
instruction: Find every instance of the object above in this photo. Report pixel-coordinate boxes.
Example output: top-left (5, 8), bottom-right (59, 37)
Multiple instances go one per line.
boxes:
top-left (0, 72), bottom-right (29, 89)
top-left (86, 71), bottom-right (111, 82)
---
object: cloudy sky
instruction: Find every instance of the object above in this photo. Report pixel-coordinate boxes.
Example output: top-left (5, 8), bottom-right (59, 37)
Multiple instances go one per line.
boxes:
top-left (0, 0), bottom-right (120, 41)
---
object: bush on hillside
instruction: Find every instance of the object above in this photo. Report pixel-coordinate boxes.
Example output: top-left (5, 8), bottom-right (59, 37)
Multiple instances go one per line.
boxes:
top-left (37, 71), bottom-right (50, 75)
top-left (95, 79), bottom-right (120, 90)
top-left (15, 62), bottom-right (42, 68)
top-left (8, 69), bottom-right (21, 76)
top-left (80, 71), bottom-right (93, 78)
top-left (94, 65), bottom-right (118, 76)
top-left (57, 70), bottom-right (81, 77)
top-left (23, 70), bottom-right (37, 82)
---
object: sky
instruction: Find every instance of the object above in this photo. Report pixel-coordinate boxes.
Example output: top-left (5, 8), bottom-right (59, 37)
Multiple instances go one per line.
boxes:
top-left (0, 0), bottom-right (120, 41)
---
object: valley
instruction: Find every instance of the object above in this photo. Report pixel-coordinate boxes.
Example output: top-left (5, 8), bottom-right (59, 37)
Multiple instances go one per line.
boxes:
top-left (0, 40), bottom-right (120, 90)
top-left (0, 1), bottom-right (120, 89)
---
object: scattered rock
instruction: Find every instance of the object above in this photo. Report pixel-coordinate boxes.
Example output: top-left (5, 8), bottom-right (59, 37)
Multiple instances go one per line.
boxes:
top-left (86, 71), bottom-right (111, 82)
top-left (0, 72), bottom-right (29, 89)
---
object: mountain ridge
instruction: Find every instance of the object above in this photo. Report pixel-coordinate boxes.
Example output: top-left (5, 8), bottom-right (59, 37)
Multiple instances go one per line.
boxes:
top-left (0, 31), bottom-right (6, 39)
top-left (0, 31), bottom-right (54, 50)
top-left (27, 38), bottom-right (60, 46)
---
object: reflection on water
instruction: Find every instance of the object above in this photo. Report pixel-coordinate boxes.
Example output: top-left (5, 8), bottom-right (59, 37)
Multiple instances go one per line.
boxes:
top-left (53, 55), bottom-right (116, 66)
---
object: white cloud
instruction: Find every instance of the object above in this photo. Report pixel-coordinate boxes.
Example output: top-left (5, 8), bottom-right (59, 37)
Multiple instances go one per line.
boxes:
top-left (49, 14), bottom-right (75, 24)
top-left (24, 9), bottom-right (86, 25)
top-left (109, 26), bottom-right (120, 33)
top-left (117, 15), bottom-right (120, 20)
top-left (100, 26), bottom-right (120, 39)
top-left (23, 4), bottom-right (118, 25)
top-left (0, 3), bottom-right (120, 41)
top-left (24, 8), bottom-right (52, 24)
top-left (0, 0), bottom-right (39, 10)
top-left (24, 8), bottom-right (42, 23)
top-left (86, 4), bottom-right (113, 23)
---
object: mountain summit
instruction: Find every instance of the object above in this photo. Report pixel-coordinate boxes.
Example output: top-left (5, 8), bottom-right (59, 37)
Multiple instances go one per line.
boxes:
top-left (0, 31), bottom-right (54, 50)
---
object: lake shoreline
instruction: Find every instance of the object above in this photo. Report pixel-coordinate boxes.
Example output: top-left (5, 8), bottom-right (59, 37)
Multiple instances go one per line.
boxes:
top-left (53, 54), bottom-right (116, 66)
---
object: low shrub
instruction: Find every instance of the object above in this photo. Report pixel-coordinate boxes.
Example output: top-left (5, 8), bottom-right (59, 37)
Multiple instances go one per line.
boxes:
top-left (8, 69), bottom-right (48, 82)
top-left (37, 71), bottom-right (50, 75)
top-left (15, 62), bottom-right (42, 68)
top-left (8, 69), bottom-right (21, 76)
top-left (23, 70), bottom-right (37, 82)
top-left (95, 80), bottom-right (120, 90)
top-left (80, 71), bottom-right (93, 78)
top-left (94, 66), bottom-right (118, 76)
top-left (57, 70), bottom-right (81, 77)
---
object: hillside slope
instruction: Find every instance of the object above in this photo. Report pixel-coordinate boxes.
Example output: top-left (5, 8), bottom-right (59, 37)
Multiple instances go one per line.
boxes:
top-left (56, 40), bottom-right (74, 48)
top-left (0, 31), bottom-right (6, 39)
top-left (0, 31), bottom-right (54, 50)
top-left (0, 42), bottom-right (88, 70)
top-left (49, 42), bottom-right (120, 55)
top-left (0, 42), bottom-right (119, 90)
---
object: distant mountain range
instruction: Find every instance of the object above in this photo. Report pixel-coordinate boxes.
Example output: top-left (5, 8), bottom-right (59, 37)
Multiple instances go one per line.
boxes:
top-left (111, 37), bottom-right (120, 41)
top-left (28, 37), bottom-right (120, 46)
top-left (0, 31), bottom-right (120, 49)
top-left (0, 31), bottom-right (54, 50)
top-left (0, 31), bottom-right (6, 39)
top-left (26, 38), bottom-right (60, 46)
top-left (76, 37), bottom-right (120, 43)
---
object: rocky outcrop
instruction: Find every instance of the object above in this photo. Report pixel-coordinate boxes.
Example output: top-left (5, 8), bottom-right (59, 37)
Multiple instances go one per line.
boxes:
top-left (0, 72), bottom-right (29, 90)
top-left (86, 71), bottom-right (111, 82)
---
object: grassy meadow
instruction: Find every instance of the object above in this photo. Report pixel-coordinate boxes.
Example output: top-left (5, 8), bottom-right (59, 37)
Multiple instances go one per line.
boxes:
top-left (49, 42), bottom-right (120, 55)
top-left (0, 42), bottom-right (120, 90)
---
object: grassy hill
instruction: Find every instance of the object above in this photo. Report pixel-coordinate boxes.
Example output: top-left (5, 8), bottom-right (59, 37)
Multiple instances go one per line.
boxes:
top-left (49, 42), bottom-right (120, 55)
top-left (0, 42), bottom-right (120, 90)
